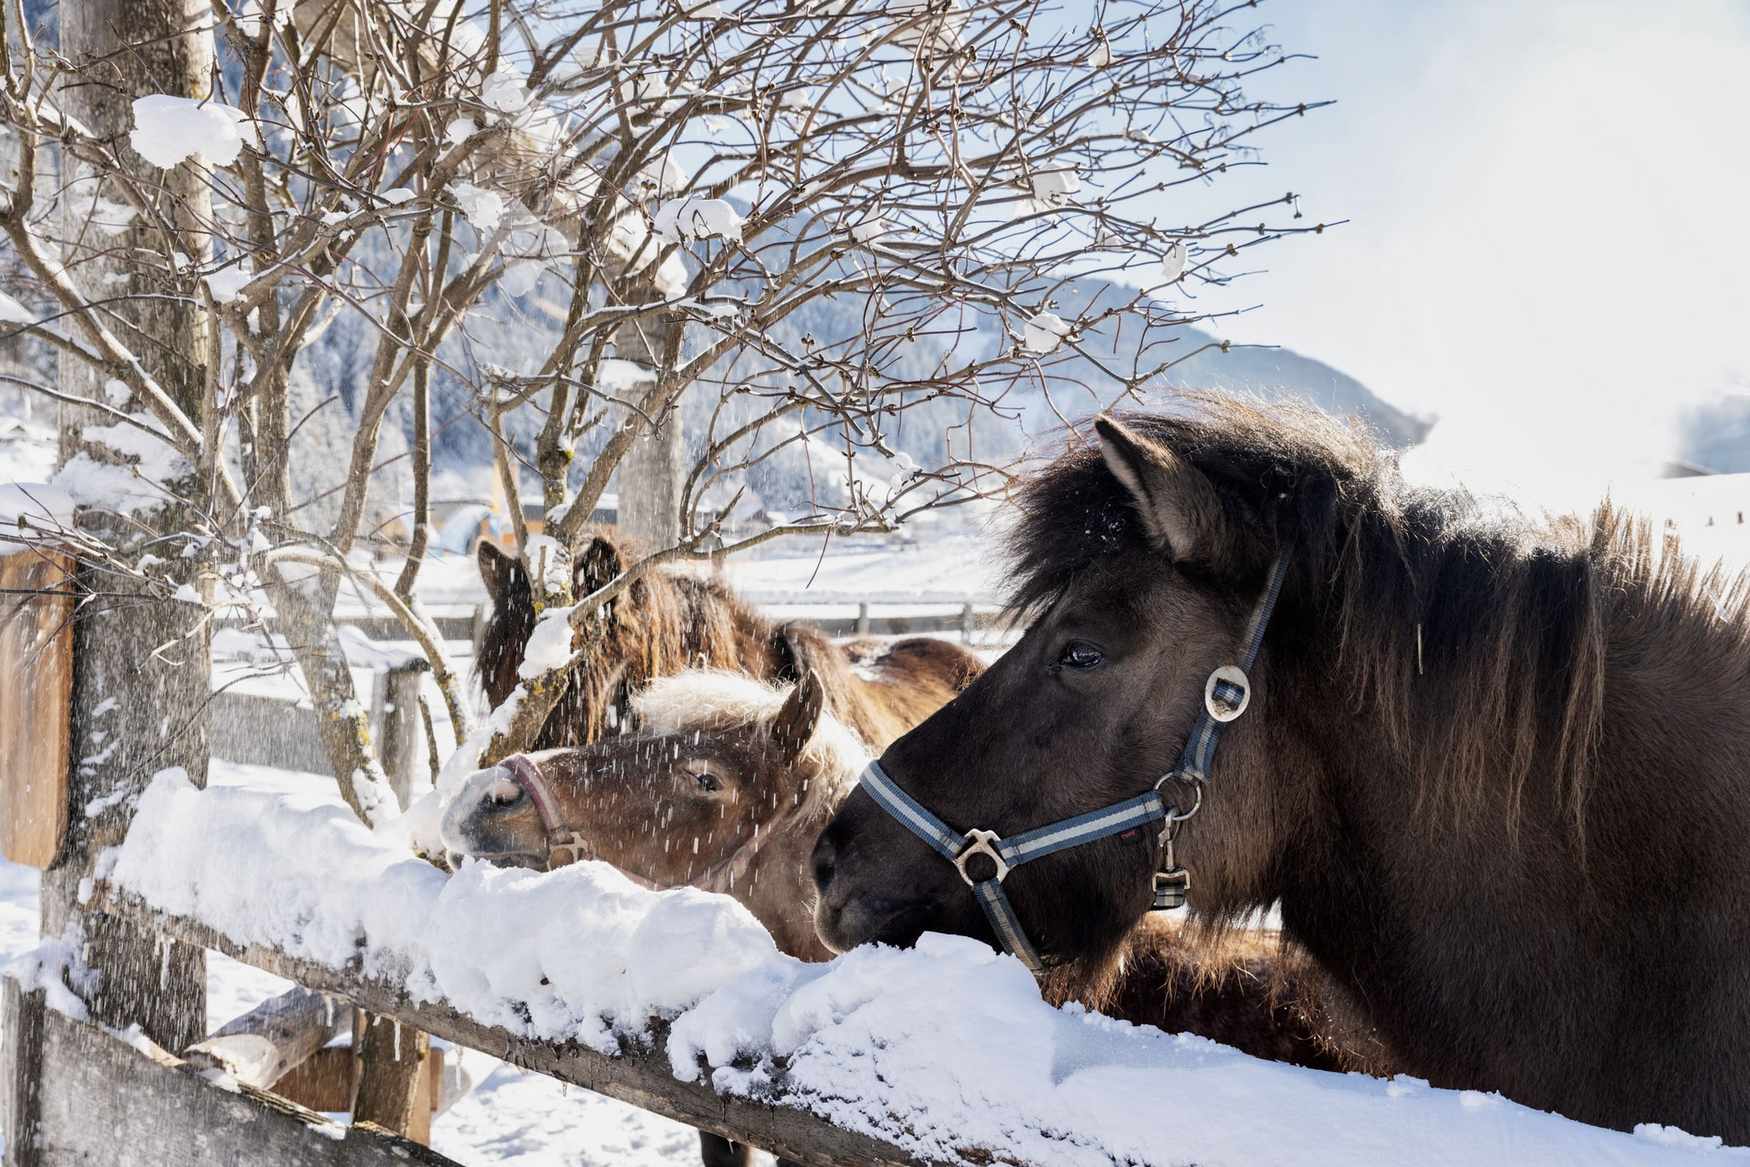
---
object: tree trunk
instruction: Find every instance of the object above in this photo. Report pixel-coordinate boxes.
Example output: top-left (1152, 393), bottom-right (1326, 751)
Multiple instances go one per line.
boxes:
top-left (38, 0), bottom-right (214, 1054)
top-left (612, 275), bottom-right (685, 551)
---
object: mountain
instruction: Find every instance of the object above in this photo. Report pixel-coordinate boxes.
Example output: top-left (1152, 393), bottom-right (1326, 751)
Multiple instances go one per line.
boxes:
top-left (1679, 393), bottom-right (1750, 474)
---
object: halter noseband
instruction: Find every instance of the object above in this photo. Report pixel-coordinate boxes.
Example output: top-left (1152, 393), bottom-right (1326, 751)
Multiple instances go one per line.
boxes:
top-left (857, 552), bottom-right (1291, 973)
top-left (499, 754), bottom-right (592, 868)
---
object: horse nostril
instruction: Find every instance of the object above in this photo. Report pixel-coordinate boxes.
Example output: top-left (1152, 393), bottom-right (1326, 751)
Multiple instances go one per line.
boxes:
top-left (488, 776), bottom-right (523, 807)
top-left (810, 834), bottom-right (836, 892)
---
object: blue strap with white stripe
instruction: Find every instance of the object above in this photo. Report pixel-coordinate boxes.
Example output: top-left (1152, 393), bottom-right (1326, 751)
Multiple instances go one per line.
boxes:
top-left (859, 761), bottom-right (1163, 972)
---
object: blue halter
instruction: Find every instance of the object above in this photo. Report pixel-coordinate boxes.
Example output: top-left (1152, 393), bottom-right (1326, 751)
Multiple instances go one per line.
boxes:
top-left (857, 553), bottom-right (1291, 972)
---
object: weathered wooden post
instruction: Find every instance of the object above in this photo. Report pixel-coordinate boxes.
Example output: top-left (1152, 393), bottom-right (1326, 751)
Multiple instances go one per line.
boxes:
top-left (354, 656), bottom-right (435, 1139)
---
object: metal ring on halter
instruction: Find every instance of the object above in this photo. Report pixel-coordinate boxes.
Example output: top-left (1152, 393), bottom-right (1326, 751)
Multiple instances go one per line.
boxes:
top-left (1153, 772), bottom-right (1204, 823)
top-left (953, 829), bottom-right (1011, 886)
top-left (1204, 664), bottom-right (1251, 722)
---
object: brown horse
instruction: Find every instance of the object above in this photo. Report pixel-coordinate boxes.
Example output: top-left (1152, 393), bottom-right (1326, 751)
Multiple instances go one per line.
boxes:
top-left (475, 530), bottom-right (979, 748)
top-left (446, 626), bottom-right (981, 960)
top-left (813, 396), bottom-right (1750, 1141)
top-left (475, 532), bottom-right (787, 747)
top-left (442, 667), bottom-right (1388, 1073)
top-left (473, 533), bottom-right (981, 1167)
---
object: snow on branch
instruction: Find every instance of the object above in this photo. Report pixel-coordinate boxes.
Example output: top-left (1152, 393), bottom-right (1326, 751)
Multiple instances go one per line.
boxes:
top-left (0, 0), bottom-right (1340, 816)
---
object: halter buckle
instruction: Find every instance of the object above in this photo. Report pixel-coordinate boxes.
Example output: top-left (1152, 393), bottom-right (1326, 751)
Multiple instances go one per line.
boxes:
top-left (954, 829), bottom-right (1010, 886)
top-left (1204, 664), bottom-right (1251, 722)
top-left (547, 831), bottom-right (591, 869)
top-left (1151, 867), bottom-right (1190, 911)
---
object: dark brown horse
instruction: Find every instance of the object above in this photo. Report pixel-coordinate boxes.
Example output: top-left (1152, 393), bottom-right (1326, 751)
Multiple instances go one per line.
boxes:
top-left (444, 665), bottom-right (1384, 1072)
top-left (813, 396), bottom-right (1750, 1141)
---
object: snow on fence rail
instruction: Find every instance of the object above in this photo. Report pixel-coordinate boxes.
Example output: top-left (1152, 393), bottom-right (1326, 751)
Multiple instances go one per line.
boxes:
top-left (69, 771), bottom-right (1743, 1167)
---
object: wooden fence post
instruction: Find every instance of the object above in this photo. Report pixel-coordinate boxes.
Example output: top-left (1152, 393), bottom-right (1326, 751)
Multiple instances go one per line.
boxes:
top-left (855, 602), bottom-right (871, 636)
top-left (354, 661), bottom-right (435, 1139)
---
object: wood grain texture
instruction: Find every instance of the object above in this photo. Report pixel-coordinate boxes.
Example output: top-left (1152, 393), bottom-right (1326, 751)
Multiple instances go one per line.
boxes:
top-left (94, 888), bottom-right (937, 1167)
top-left (183, 985), bottom-right (349, 1088)
top-left (2, 978), bottom-right (462, 1167)
top-left (0, 548), bottom-right (74, 870)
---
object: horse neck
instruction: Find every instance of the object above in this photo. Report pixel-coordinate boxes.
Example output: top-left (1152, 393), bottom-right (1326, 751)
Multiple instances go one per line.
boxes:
top-left (699, 804), bottom-right (833, 961)
top-left (1266, 563), bottom-right (1750, 1115)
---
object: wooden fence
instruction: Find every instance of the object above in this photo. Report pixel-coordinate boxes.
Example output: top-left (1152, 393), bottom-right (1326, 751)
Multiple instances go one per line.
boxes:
top-left (0, 548), bottom-right (991, 1166)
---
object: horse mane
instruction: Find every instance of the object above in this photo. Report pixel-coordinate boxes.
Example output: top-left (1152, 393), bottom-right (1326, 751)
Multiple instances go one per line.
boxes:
top-left (632, 669), bottom-right (870, 816)
top-left (474, 528), bottom-right (782, 747)
top-left (1007, 392), bottom-right (1750, 836)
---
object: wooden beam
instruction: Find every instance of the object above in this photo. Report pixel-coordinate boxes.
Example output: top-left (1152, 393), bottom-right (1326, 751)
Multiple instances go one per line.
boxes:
top-left (354, 1011), bottom-right (432, 1139)
top-left (2, 978), bottom-right (463, 1167)
top-left (0, 548), bottom-right (73, 870)
top-left (183, 986), bottom-right (350, 1089)
top-left (94, 889), bottom-right (924, 1167)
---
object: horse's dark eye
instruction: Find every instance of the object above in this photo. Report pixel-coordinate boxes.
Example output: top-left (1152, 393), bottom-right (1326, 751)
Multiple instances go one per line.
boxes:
top-left (692, 772), bottom-right (721, 793)
top-left (1058, 640), bottom-right (1105, 670)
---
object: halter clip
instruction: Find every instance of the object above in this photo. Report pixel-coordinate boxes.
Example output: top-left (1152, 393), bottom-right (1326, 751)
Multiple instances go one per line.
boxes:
top-left (954, 829), bottom-right (1011, 886)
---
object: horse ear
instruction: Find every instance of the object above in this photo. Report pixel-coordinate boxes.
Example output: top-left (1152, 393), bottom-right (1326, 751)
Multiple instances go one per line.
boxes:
top-left (770, 672), bottom-right (824, 765)
top-left (477, 541), bottom-right (515, 604)
top-left (575, 533), bottom-right (627, 597)
top-left (1094, 415), bottom-right (1223, 562)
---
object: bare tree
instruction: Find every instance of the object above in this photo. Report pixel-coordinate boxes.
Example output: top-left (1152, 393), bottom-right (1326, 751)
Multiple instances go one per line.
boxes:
top-left (0, 0), bottom-right (1328, 803)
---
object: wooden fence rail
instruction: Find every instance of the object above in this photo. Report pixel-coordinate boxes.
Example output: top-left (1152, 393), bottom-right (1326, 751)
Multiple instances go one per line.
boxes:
top-left (85, 888), bottom-right (927, 1167)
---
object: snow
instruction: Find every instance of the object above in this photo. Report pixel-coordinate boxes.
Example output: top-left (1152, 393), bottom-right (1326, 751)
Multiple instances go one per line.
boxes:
top-left (597, 358), bottom-right (658, 391)
top-left (652, 197), bottom-right (744, 244)
top-left (1160, 241), bottom-right (1188, 284)
top-left (93, 769), bottom-right (1747, 1166)
top-left (204, 262), bottom-right (254, 303)
top-left (4, 923), bottom-right (95, 1022)
top-left (0, 480), bottom-right (75, 528)
top-left (481, 71), bottom-right (531, 115)
top-left (452, 181), bottom-right (506, 232)
top-left (1022, 311), bottom-right (1072, 355)
top-left (517, 607), bottom-right (576, 680)
top-left (130, 95), bottom-right (255, 168)
top-left (0, 290), bottom-right (33, 324)
top-left (500, 260), bottom-right (543, 296)
top-left (382, 187), bottom-right (418, 206)
top-left (1028, 167), bottom-right (1081, 210)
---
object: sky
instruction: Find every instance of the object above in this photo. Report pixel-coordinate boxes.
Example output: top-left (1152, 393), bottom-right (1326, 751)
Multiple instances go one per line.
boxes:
top-left (1158, 0), bottom-right (1750, 503)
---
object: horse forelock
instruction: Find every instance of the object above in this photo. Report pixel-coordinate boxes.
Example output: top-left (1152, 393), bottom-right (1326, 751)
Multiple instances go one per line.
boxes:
top-left (1006, 392), bottom-right (1750, 839)
top-left (632, 669), bottom-right (870, 808)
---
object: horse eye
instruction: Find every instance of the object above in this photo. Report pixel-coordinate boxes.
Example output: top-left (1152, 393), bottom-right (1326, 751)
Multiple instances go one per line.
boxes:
top-left (1058, 640), bottom-right (1105, 670)
top-left (692, 771), bottom-right (721, 793)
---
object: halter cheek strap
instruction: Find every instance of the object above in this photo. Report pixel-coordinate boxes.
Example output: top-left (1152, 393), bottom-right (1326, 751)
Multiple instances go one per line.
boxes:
top-left (500, 754), bottom-right (592, 868)
top-left (858, 552), bottom-right (1292, 973)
